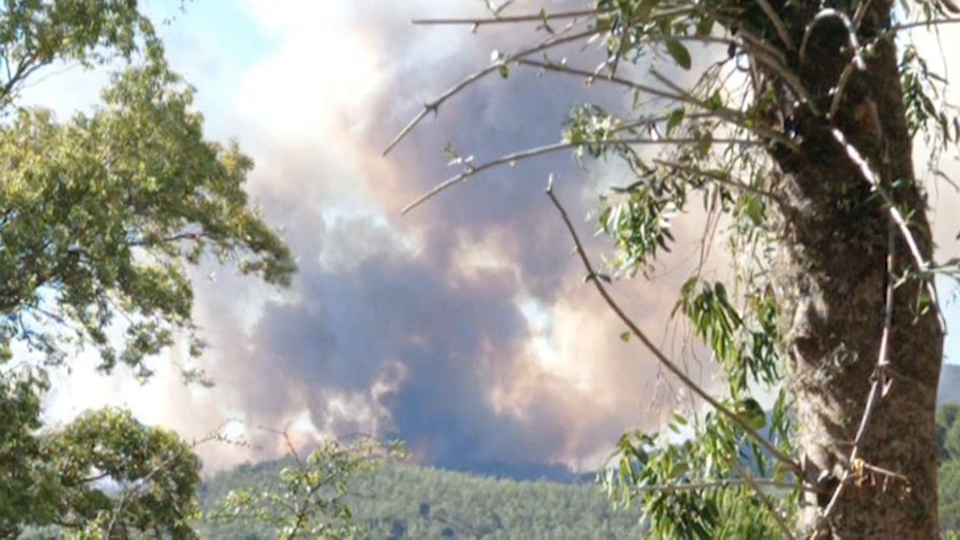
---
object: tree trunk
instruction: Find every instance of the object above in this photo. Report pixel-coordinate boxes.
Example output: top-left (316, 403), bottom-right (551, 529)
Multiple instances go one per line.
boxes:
top-left (767, 2), bottom-right (945, 537)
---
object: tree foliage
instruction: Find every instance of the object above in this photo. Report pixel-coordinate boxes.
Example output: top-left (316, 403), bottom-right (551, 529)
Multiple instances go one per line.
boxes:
top-left (395, 0), bottom-right (960, 537)
top-left (208, 436), bottom-right (406, 540)
top-left (200, 459), bottom-right (646, 539)
top-left (23, 408), bottom-right (202, 539)
top-left (939, 403), bottom-right (960, 534)
top-left (0, 0), bottom-right (296, 536)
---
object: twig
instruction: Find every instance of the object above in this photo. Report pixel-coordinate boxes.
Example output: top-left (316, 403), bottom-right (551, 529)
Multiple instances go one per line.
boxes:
top-left (823, 223), bottom-right (897, 517)
top-left (729, 457), bottom-right (796, 540)
top-left (753, 0), bottom-right (795, 51)
top-left (653, 159), bottom-right (786, 204)
top-left (649, 68), bottom-right (801, 151)
top-left (126, 230), bottom-right (209, 246)
top-left (382, 28), bottom-right (599, 156)
top-left (545, 177), bottom-right (801, 475)
top-left (518, 59), bottom-right (798, 151)
top-left (830, 128), bottom-right (946, 331)
top-left (799, 9), bottom-right (865, 71)
top-left (519, 57), bottom-right (696, 102)
top-left (412, 8), bottom-right (602, 26)
top-left (633, 477), bottom-right (818, 494)
top-left (890, 16), bottom-right (960, 33)
top-left (402, 137), bottom-right (762, 215)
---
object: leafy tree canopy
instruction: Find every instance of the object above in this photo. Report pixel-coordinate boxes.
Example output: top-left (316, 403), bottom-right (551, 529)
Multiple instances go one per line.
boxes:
top-left (0, 0), bottom-right (295, 536)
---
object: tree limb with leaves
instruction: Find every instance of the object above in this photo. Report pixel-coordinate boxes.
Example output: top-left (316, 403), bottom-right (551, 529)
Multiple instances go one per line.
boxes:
top-left (392, 0), bottom-right (960, 536)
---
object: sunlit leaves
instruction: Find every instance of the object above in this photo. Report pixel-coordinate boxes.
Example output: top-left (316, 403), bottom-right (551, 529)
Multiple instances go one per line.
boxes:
top-left (0, 403), bottom-right (203, 538)
top-left (0, 58), bottom-right (295, 374)
top-left (0, 1), bottom-right (296, 537)
top-left (901, 44), bottom-right (959, 146)
top-left (604, 410), bottom-right (794, 539)
top-left (594, 0), bottom-right (706, 70)
top-left (677, 279), bottom-right (782, 396)
top-left (563, 104), bottom-right (627, 160)
top-left (0, 0), bottom-right (165, 105)
top-left (40, 408), bottom-right (203, 538)
top-left (599, 186), bottom-right (678, 278)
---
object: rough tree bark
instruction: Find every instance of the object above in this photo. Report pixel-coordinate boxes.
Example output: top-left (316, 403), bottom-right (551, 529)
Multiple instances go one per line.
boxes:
top-left (764, 1), bottom-right (944, 536)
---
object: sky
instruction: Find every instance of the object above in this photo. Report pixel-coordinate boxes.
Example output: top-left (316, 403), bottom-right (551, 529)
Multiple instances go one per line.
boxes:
top-left (19, 0), bottom-right (960, 473)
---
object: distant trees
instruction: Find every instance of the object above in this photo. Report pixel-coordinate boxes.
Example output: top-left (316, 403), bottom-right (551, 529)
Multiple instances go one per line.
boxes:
top-left (199, 460), bottom-right (647, 539)
top-left (940, 403), bottom-right (960, 533)
top-left (208, 435), bottom-right (404, 539)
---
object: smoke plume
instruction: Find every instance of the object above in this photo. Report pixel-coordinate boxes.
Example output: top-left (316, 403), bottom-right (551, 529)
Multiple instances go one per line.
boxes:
top-left (172, 0), bottom-right (730, 471)
top-left (42, 0), bottom-right (960, 473)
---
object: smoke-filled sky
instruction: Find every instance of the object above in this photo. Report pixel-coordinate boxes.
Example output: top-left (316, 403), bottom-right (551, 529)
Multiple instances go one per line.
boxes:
top-left (29, 0), bottom-right (960, 472)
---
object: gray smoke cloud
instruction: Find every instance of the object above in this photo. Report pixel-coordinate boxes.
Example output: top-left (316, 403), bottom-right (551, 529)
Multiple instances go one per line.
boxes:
top-left (172, 0), bottom-right (725, 470)
top-left (44, 0), bottom-right (957, 473)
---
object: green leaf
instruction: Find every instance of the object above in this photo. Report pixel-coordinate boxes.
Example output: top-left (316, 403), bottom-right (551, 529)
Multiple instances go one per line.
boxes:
top-left (696, 16), bottom-right (715, 37)
top-left (735, 398), bottom-right (767, 430)
top-left (620, 331), bottom-right (631, 341)
top-left (666, 108), bottom-right (685, 134)
top-left (665, 39), bottom-right (692, 70)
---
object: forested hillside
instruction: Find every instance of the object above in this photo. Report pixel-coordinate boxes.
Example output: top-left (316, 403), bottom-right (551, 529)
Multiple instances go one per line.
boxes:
top-left (197, 461), bottom-right (645, 539)
top-left (938, 402), bottom-right (960, 534)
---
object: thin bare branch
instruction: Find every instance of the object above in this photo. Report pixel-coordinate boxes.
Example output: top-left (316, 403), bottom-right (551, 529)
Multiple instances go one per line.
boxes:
top-left (633, 477), bottom-right (817, 495)
top-left (519, 59), bottom-right (798, 151)
top-left (824, 224), bottom-right (898, 517)
top-left (753, 0), bottom-right (796, 51)
top-left (890, 16), bottom-right (960, 33)
top-left (828, 59), bottom-right (861, 121)
top-left (520, 58), bottom-right (693, 102)
top-left (545, 178), bottom-right (801, 475)
top-left (830, 128), bottom-right (946, 331)
top-left (826, 0), bottom-right (876, 121)
top-left (402, 137), bottom-right (762, 215)
top-left (649, 69), bottom-right (801, 151)
top-left (126, 231), bottom-right (209, 247)
top-left (412, 8), bottom-right (603, 26)
top-left (729, 457), bottom-right (796, 540)
top-left (653, 159), bottom-right (786, 205)
top-left (382, 28), bottom-right (600, 156)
